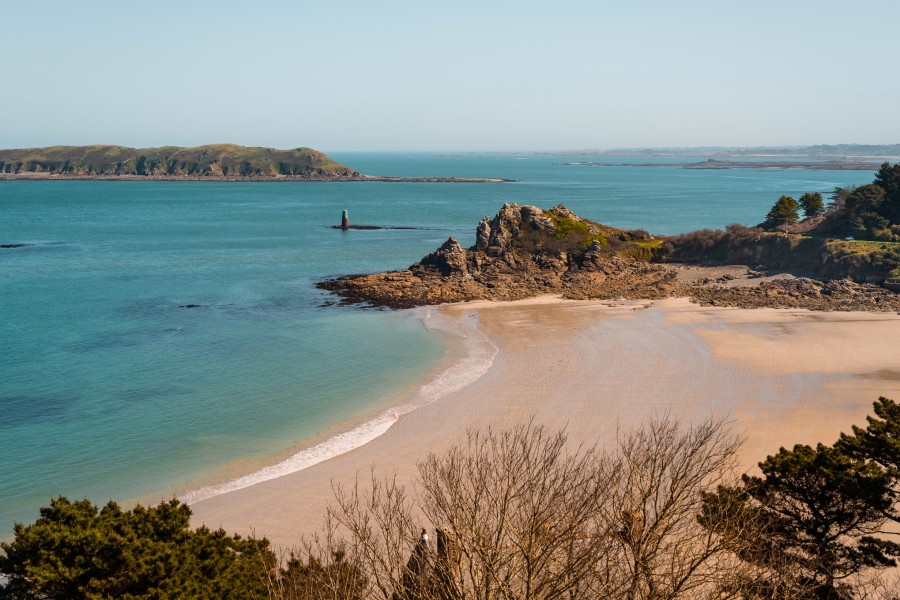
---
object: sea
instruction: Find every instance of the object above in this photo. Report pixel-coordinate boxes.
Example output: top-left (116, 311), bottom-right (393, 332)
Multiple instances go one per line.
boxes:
top-left (0, 152), bottom-right (882, 537)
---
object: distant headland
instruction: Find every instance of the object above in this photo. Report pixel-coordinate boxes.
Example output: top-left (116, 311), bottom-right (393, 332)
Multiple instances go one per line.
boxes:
top-left (546, 143), bottom-right (900, 158)
top-left (0, 144), bottom-right (512, 183)
top-left (551, 143), bottom-right (900, 171)
top-left (562, 158), bottom-right (884, 171)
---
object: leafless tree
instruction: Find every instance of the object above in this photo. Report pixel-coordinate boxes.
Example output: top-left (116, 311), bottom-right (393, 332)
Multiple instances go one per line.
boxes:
top-left (329, 470), bottom-right (423, 600)
top-left (415, 420), bottom-right (618, 599)
top-left (598, 417), bottom-right (743, 598)
top-left (314, 416), bottom-right (820, 600)
top-left (255, 527), bottom-right (369, 600)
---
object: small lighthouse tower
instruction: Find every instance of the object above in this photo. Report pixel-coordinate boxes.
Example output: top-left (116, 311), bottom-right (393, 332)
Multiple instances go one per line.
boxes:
top-left (340, 209), bottom-right (350, 230)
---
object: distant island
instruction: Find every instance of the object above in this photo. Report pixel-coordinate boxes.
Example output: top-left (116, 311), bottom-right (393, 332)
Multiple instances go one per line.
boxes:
top-left (563, 158), bottom-right (883, 170)
top-left (0, 144), bottom-right (511, 183)
top-left (547, 143), bottom-right (900, 158)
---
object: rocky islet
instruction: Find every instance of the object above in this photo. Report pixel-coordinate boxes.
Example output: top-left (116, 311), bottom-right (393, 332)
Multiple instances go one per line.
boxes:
top-left (318, 203), bottom-right (900, 312)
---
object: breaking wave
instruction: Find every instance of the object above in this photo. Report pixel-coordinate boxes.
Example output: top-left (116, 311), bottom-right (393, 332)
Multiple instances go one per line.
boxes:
top-left (179, 309), bottom-right (495, 505)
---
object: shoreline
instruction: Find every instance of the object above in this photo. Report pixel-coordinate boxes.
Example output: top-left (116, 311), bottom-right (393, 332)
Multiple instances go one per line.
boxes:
top-left (189, 296), bottom-right (900, 550)
top-left (562, 159), bottom-right (883, 170)
top-left (0, 174), bottom-right (514, 183)
top-left (174, 308), bottom-right (496, 507)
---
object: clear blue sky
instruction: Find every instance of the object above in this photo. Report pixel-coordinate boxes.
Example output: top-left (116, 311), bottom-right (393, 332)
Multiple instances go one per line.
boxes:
top-left (2, 0), bottom-right (898, 151)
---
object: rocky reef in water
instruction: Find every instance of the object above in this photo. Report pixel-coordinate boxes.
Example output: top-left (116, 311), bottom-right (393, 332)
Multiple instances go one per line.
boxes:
top-left (317, 203), bottom-right (900, 311)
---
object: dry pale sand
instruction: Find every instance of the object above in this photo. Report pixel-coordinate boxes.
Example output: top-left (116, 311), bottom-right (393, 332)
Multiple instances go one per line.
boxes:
top-left (190, 296), bottom-right (900, 550)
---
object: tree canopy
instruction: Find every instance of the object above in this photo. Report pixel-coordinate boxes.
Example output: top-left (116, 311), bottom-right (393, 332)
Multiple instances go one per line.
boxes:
top-left (702, 397), bottom-right (900, 598)
top-left (874, 162), bottom-right (900, 224)
top-left (839, 396), bottom-right (900, 522)
top-left (762, 195), bottom-right (800, 229)
top-left (0, 497), bottom-right (273, 599)
top-left (799, 192), bottom-right (825, 218)
top-left (818, 162), bottom-right (900, 240)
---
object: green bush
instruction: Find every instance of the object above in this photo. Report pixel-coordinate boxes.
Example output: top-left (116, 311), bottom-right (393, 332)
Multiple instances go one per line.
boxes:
top-left (0, 497), bottom-right (273, 599)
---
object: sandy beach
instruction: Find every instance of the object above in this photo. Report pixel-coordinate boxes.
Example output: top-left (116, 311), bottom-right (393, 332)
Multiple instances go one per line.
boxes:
top-left (190, 296), bottom-right (900, 550)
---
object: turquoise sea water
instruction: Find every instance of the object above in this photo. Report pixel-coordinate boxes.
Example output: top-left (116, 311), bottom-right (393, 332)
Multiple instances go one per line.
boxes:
top-left (0, 153), bottom-right (881, 537)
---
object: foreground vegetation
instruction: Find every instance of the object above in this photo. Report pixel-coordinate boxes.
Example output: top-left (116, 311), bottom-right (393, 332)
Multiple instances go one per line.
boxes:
top-left (4, 398), bottom-right (900, 599)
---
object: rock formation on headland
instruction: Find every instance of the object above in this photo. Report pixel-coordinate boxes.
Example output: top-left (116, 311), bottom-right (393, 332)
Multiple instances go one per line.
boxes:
top-left (317, 203), bottom-right (900, 311)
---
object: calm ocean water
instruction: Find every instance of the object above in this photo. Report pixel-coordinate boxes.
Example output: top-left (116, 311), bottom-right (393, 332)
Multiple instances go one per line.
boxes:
top-left (0, 153), bottom-right (880, 536)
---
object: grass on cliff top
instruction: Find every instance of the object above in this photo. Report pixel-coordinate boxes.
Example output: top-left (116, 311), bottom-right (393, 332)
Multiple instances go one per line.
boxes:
top-left (828, 239), bottom-right (900, 256)
top-left (543, 207), bottom-right (660, 257)
top-left (546, 211), bottom-right (592, 239)
top-left (545, 208), bottom-right (625, 243)
top-left (840, 239), bottom-right (900, 248)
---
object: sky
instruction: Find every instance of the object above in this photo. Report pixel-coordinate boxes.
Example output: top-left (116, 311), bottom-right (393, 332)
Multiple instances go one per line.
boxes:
top-left (2, 0), bottom-right (899, 152)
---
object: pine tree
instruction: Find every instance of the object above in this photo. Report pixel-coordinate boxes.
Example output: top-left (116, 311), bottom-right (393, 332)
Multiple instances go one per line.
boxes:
top-left (762, 195), bottom-right (800, 229)
top-left (702, 442), bottom-right (900, 597)
top-left (874, 162), bottom-right (900, 224)
top-left (798, 192), bottom-right (824, 218)
top-left (839, 396), bottom-right (900, 521)
top-left (0, 498), bottom-right (273, 599)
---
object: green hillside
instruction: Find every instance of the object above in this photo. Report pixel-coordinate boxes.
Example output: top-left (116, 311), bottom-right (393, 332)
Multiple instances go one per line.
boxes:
top-left (662, 161), bottom-right (900, 282)
top-left (0, 144), bottom-right (358, 178)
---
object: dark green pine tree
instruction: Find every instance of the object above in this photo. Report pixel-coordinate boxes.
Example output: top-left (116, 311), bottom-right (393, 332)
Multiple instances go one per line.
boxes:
top-left (701, 439), bottom-right (900, 598)
top-left (839, 396), bottom-right (900, 521)
top-left (798, 192), bottom-right (825, 218)
top-left (844, 184), bottom-right (888, 239)
top-left (874, 162), bottom-right (900, 224)
top-left (0, 497), bottom-right (274, 599)
top-left (762, 195), bottom-right (800, 229)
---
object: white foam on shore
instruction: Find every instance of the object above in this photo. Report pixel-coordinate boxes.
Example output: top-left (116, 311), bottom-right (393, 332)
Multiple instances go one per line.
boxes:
top-left (179, 309), bottom-right (496, 506)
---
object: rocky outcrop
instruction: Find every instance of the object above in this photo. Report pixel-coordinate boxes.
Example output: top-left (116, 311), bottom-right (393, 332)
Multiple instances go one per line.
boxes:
top-left (317, 203), bottom-right (900, 312)
top-left (687, 277), bottom-right (900, 311)
top-left (317, 203), bottom-right (676, 308)
top-left (418, 237), bottom-right (470, 276)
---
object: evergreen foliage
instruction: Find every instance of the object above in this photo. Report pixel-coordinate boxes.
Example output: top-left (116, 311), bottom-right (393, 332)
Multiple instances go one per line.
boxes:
top-left (845, 184), bottom-right (889, 240)
top-left (762, 195), bottom-right (800, 229)
top-left (839, 396), bottom-right (900, 522)
top-left (799, 192), bottom-right (825, 218)
top-left (874, 162), bottom-right (900, 224)
top-left (0, 497), bottom-right (273, 599)
top-left (820, 163), bottom-right (900, 240)
top-left (701, 398), bottom-right (900, 598)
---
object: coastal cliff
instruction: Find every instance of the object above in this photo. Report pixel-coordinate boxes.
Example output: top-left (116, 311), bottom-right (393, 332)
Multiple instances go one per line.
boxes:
top-left (0, 144), bottom-right (359, 180)
top-left (318, 203), bottom-right (900, 311)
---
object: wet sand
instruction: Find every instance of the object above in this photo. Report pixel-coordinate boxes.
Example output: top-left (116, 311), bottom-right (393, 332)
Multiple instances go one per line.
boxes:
top-left (190, 296), bottom-right (900, 550)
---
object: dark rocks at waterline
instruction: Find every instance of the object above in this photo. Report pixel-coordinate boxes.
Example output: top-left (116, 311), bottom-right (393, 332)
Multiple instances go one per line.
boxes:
top-left (1, 243), bottom-right (33, 248)
top-left (329, 225), bottom-right (422, 230)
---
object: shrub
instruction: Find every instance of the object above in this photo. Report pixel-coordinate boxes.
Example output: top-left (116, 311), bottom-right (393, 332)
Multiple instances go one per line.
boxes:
top-left (0, 498), bottom-right (272, 599)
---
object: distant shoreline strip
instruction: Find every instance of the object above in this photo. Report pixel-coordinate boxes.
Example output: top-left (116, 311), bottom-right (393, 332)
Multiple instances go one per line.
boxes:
top-left (560, 160), bottom-right (883, 171)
